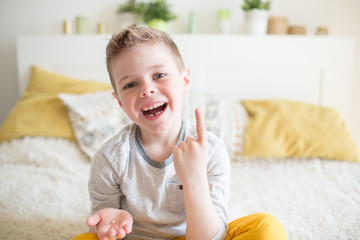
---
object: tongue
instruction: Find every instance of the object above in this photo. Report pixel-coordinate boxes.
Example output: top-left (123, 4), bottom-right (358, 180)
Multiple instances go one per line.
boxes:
top-left (147, 107), bottom-right (161, 115)
top-left (144, 105), bottom-right (165, 116)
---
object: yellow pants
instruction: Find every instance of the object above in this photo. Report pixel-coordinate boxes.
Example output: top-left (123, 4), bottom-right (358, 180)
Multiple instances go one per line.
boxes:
top-left (73, 212), bottom-right (287, 240)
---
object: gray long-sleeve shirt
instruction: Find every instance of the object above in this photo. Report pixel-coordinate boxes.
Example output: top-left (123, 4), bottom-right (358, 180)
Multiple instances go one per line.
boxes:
top-left (89, 119), bottom-right (231, 240)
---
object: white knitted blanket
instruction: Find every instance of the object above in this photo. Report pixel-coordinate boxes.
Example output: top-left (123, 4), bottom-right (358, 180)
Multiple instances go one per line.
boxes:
top-left (0, 137), bottom-right (359, 240)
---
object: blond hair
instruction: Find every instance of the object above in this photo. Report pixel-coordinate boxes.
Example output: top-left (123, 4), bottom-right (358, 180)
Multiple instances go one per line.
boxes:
top-left (106, 25), bottom-right (185, 91)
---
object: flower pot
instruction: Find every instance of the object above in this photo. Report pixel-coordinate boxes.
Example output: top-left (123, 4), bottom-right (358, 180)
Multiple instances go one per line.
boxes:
top-left (119, 12), bottom-right (136, 29)
top-left (147, 19), bottom-right (168, 32)
top-left (119, 12), bottom-right (145, 29)
top-left (243, 9), bottom-right (269, 35)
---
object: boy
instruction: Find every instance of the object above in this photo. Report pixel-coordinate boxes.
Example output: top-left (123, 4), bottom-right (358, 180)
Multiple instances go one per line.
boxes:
top-left (74, 26), bottom-right (287, 240)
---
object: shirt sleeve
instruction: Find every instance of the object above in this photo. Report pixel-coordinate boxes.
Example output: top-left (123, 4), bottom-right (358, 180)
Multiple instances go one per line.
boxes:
top-left (88, 151), bottom-right (123, 215)
top-left (210, 222), bottom-right (227, 240)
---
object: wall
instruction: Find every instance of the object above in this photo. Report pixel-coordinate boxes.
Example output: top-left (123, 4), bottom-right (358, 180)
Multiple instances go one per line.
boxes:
top-left (0, 0), bottom-right (359, 144)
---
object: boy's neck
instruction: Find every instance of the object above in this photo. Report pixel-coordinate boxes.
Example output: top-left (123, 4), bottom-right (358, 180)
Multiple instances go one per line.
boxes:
top-left (139, 119), bottom-right (183, 163)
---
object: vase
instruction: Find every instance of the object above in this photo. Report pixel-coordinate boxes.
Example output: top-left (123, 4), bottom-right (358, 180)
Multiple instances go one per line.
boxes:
top-left (243, 9), bottom-right (269, 35)
top-left (119, 12), bottom-right (138, 30)
top-left (147, 19), bottom-right (168, 32)
top-left (218, 9), bottom-right (231, 34)
top-left (76, 16), bottom-right (88, 34)
top-left (267, 16), bottom-right (288, 34)
top-left (188, 11), bottom-right (198, 34)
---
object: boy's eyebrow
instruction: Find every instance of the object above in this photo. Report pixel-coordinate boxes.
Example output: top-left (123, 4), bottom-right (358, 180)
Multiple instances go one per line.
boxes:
top-left (118, 64), bottom-right (167, 83)
top-left (149, 64), bottom-right (166, 70)
top-left (118, 75), bottom-right (131, 83)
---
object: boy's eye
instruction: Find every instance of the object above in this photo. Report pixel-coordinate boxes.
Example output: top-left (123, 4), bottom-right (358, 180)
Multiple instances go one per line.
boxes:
top-left (153, 73), bottom-right (166, 80)
top-left (124, 82), bottom-right (137, 89)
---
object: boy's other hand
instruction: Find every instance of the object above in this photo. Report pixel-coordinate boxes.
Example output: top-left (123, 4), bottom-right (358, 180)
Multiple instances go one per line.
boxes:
top-left (172, 108), bottom-right (208, 186)
top-left (87, 208), bottom-right (133, 240)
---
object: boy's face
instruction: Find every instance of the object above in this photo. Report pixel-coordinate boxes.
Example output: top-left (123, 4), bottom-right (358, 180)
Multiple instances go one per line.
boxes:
top-left (111, 43), bottom-right (191, 134)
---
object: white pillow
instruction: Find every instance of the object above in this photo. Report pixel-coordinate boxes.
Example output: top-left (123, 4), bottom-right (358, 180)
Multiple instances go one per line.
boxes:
top-left (59, 90), bottom-right (130, 159)
top-left (59, 90), bottom-right (247, 161)
top-left (183, 91), bottom-right (248, 161)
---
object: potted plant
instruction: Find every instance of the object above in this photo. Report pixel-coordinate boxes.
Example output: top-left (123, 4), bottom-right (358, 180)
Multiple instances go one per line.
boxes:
top-left (142, 0), bottom-right (176, 32)
top-left (241, 0), bottom-right (271, 35)
top-left (118, 0), bottom-right (141, 14)
top-left (118, 0), bottom-right (176, 32)
top-left (117, 0), bottom-right (145, 28)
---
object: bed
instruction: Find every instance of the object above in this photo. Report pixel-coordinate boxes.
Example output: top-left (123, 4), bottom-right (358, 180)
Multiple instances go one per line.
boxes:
top-left (0, 34), bottom-right (359, 240)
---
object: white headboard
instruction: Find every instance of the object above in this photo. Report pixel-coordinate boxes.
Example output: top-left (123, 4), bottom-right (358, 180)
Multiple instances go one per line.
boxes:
top-left (17, 34), bottom-right (355, 123)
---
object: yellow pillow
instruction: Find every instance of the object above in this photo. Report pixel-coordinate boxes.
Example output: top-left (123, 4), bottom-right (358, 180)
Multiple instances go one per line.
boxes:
top-left (0, 66), bottom-right (112, 142)
top-left (242, 99), bottom-right (360, 162)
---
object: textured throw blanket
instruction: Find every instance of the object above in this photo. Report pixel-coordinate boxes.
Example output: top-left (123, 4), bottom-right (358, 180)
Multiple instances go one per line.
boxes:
top-left (1, 137), bottom-right (360, 240)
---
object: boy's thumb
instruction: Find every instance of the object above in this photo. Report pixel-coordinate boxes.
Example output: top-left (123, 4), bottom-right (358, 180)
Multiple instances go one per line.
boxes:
top-left (86, 213), bottom-right (100, 227)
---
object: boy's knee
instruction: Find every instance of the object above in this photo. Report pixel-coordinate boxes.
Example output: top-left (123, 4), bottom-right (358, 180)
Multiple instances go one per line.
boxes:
top-left (248, 212), bottom-right (287, 240)
top-left (72, 232), bottom-right (99, 240)
top-left (227, 212), bottom-right (287, 240)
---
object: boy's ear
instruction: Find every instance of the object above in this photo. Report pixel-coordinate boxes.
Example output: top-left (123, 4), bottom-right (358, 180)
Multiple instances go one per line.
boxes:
top-left (112, 92), bottom-right (123, 108)
top-left (183, 68), bottom-right (191, 94)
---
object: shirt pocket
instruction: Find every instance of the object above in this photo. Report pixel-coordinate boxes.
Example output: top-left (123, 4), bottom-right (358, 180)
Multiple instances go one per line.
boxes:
top-left (165, 182), bottom-right (185, 213)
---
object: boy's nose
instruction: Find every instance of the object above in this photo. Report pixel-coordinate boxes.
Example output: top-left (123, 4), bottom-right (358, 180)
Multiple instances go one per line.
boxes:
top-left (141, 90), bottom-right (155, 97)
top-left (140, 84), bottom-right (156, 97)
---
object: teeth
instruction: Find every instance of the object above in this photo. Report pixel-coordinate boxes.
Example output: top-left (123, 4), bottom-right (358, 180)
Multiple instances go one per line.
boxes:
top-left (142, 102), bottom-right (165, 111)
top-left (155, 110), bottom-right (163, 115)
top-left (145, 110), bottom-right (164, 117)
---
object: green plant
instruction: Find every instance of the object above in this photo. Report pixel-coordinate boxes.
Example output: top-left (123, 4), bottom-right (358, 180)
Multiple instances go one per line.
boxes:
top-left (142, 0), bottom-right (176, 23)
top-left (241, 0), bottom-right (271, 11)
top-left (117, 0), bottom-right (144, 15)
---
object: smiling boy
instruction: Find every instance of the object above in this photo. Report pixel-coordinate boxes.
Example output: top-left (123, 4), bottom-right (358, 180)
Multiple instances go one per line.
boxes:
top-left (73, 26), bottom-right (287, 240)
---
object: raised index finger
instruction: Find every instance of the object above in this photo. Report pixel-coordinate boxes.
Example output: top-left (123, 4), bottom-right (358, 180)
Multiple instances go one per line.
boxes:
top-left (195, 108), bottom-right (206, 143)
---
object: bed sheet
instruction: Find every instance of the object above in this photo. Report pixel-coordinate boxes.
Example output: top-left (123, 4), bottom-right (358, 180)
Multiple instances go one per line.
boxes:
top-left (0, 137), bottom-right (90, 239)
top-left (1, 137), bottom-right (359, 240)
top-left (228, 158), bottom-right (360, 239)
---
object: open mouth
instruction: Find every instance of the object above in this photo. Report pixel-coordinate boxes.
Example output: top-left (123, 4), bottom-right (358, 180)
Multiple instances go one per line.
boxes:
top-left (141, 102), bottom-right (167, 117)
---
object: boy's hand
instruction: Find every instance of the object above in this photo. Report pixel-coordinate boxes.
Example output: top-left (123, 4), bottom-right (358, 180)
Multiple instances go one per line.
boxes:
top-left (87, 208), bottom-right (133, 240)
top-left (172, 108), bottom-right (208, 186)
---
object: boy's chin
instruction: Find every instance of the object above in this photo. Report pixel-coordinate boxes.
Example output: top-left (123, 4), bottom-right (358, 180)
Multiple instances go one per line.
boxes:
top-left (139, 124), bottom-right (170, 135)
top-left (139, 116), bottom-right (182, 133)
